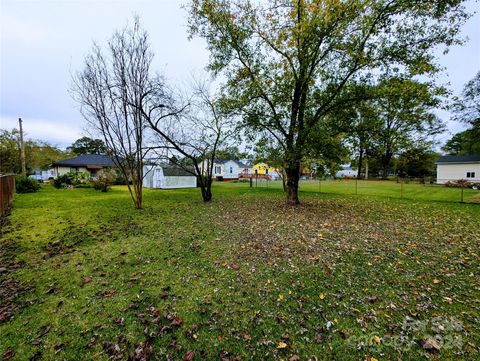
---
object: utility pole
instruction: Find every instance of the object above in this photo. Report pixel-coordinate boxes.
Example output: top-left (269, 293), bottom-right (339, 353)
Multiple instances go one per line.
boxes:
top-left (19, 118), bottom-right (26, 176)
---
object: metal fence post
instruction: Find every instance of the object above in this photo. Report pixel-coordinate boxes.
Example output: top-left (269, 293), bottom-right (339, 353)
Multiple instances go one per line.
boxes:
top-left (461, 187), bottom-right (464, 203)
top-left (400, 179), bottom-right (403, 199)
top-left (355, 178), bottom-right (358, 195)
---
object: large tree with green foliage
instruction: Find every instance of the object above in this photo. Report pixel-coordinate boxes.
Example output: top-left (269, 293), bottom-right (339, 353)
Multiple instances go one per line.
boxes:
top-left (0, 129), bottom-right (65, 174)
top-left (396, 146), bottom-right (439, 179)
top-left (369, 77), bottom-right (444, 178)
top-left (442, 128), bottom-right (480, 155)
top-left (443, 71), bottom-right (480, 155)
top-left (188, 0), bottom-right (469, 204)
top-left (66, 136), bottom-right (107, 155)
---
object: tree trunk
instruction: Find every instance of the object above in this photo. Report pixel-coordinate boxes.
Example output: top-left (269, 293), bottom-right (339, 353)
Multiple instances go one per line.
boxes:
top-left (134, 181), bottom-right (142, 209)
top-left (285, 165), bottom-right (300, 205)
top-left (281, 171), bottom-right (287, 192)
top-left (365, 157), bottom-right (369, 180)
top-left (381, 151), bottom-right (392, 179)
top-left (201, 187), bottom-right (212, 202)
top-left (199, 176), bottom-right (213, 202)
top-left (357, 147), bottom-right (364, 179)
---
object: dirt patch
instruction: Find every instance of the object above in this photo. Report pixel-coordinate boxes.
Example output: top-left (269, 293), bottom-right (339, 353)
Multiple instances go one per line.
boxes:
top-left (469, 193), bottom-right (480, 203)
top-left (43, 224), bottom-right (95, 258)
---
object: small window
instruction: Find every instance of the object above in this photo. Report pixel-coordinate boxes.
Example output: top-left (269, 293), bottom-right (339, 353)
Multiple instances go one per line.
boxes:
top-left (215, 166), bottom-right (221, 174)
top-left (255, 169), bottom-right (258, 174)
top-left (266, 169), bottom-right (269, 174)
top-left (230, 166), bottom-right (233, 173)
top-left (466, 172), bottom-right (475, 178)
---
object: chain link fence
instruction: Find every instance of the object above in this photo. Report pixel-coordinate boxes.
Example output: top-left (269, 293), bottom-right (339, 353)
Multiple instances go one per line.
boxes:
top-left (247, 177), bottom-right (480, 204)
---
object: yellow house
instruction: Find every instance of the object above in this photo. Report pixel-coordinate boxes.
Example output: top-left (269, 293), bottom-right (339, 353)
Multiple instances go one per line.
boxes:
top-left (252, 162), bottom-right (275, 176)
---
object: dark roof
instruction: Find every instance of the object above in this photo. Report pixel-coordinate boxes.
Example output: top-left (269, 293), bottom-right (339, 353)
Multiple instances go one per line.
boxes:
top-left (52, 154), bottom-right (116, 167)
top-left (236, 160), bottom-right (251, 167)
top-left (436, 155), bottom-right (480, 164)
top-left (162, 165), bottom-right (195, 176)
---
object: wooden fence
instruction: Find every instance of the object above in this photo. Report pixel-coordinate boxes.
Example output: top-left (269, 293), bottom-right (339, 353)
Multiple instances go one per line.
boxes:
top-left (0, 175), bottom-right (15, 217)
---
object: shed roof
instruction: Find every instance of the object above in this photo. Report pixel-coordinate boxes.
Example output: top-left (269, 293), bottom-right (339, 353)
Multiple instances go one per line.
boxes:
top-left (162, 165), bottom-right (195, 176)
top-left (436, 155), bottom-right (480, 164)
top-left (52, 154), bottom-right (116, 167)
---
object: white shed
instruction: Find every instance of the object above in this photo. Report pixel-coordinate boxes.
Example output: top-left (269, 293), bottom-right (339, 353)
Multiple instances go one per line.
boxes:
top-left (436, 155), bottom-right (480, 184)
top-left (143, 165), bottom-right (197, 189)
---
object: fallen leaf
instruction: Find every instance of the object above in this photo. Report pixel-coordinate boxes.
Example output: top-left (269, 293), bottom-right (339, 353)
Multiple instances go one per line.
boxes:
top-left (183, 350), bottom-right (194, 360)
top-left (277, 341), bottom-right (287, 349)
top-left (101, 290), bottom-right (115, 297)
top-left (421, 338), bottom-right (440, 352)
top-left (81, 276), bottom-right (92, 286)
top-left (2, 349), bottom-right (14, 360)
top-left (37, 325), bottom-right (51, 338)
top-left (171, 317), bottom-right (183, 326)
top-left (319, 293), bottom-right (325, 300)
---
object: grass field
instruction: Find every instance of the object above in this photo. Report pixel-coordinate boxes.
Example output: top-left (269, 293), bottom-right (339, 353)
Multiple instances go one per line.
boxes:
top-left (248, 178), bottom-right (480, 203)
top-left (1, 183), bottom-right (479, 360)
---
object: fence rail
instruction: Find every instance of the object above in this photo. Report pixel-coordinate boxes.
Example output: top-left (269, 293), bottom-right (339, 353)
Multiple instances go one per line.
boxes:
top-left (0, 175), bottom-right (15, 217)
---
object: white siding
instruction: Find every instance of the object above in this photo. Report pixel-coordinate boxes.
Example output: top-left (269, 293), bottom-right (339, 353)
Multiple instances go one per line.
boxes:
top-left (437, 163), bottom-right (480, 184)
top-left (142, 165), bottom-right (196, 189)
top-left (163, 176), bottom-right (197, 188)
top-left (223, 160), bottom-right (239, 179)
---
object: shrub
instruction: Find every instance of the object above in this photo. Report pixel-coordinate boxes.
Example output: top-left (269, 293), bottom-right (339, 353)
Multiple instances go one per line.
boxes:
top-left (16, 176), bottom-right (41, 193)
top-left (52, 171), bottom-right (91, 189)
top-left (92, 169), bottom-right (116, 192)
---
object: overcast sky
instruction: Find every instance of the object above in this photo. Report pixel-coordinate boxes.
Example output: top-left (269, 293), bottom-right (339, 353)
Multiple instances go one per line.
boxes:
top-left (1, 0), bottom-right (479, 149)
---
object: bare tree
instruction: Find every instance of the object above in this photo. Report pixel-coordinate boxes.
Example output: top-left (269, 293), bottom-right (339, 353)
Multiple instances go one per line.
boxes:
top-left (72, 19), bottom-right (154, 209)
top-left (143, 78), bottom-right (235, 202)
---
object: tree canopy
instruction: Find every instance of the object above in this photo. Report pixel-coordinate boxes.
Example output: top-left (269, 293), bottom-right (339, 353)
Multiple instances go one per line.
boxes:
top-left (188, 0), bottom-right (469, 204)
top-left (0, 129), bottom-right (65, 174)
top-left (66, 136), bottom-right (107, 155)
top-left (443, 71), bottom-right (480, 155)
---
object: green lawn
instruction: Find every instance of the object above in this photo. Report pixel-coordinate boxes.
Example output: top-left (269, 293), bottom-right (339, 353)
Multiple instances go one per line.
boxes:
top-left (1, 184), bottom-right (479, 360)
top-left (249, 178), bottom-right (480, 203)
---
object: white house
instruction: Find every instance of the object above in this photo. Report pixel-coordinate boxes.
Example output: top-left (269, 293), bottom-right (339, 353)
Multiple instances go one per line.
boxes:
top-left (29, 169), bottom-right (54, 181)
top-left (335, 165), bottom-right (357, 178)
top-left (143, 164), bottom-right (197, 189)
top-left (436, 155), bottom-right (480, 184)
top-left (199, 159), bottom-right (241, 180)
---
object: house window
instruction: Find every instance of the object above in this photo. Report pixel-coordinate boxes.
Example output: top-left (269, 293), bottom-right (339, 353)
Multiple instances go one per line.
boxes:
top-left (266, 169), bottom-right (269, 174)
top-left (215, 166), bottom-right (221, 174)
top-left (255, 169), bottom-right (258, 174)
top-left (230, 166), bottom-right (233, 174)
top-left (466, 172), bottom-right (475, 178)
